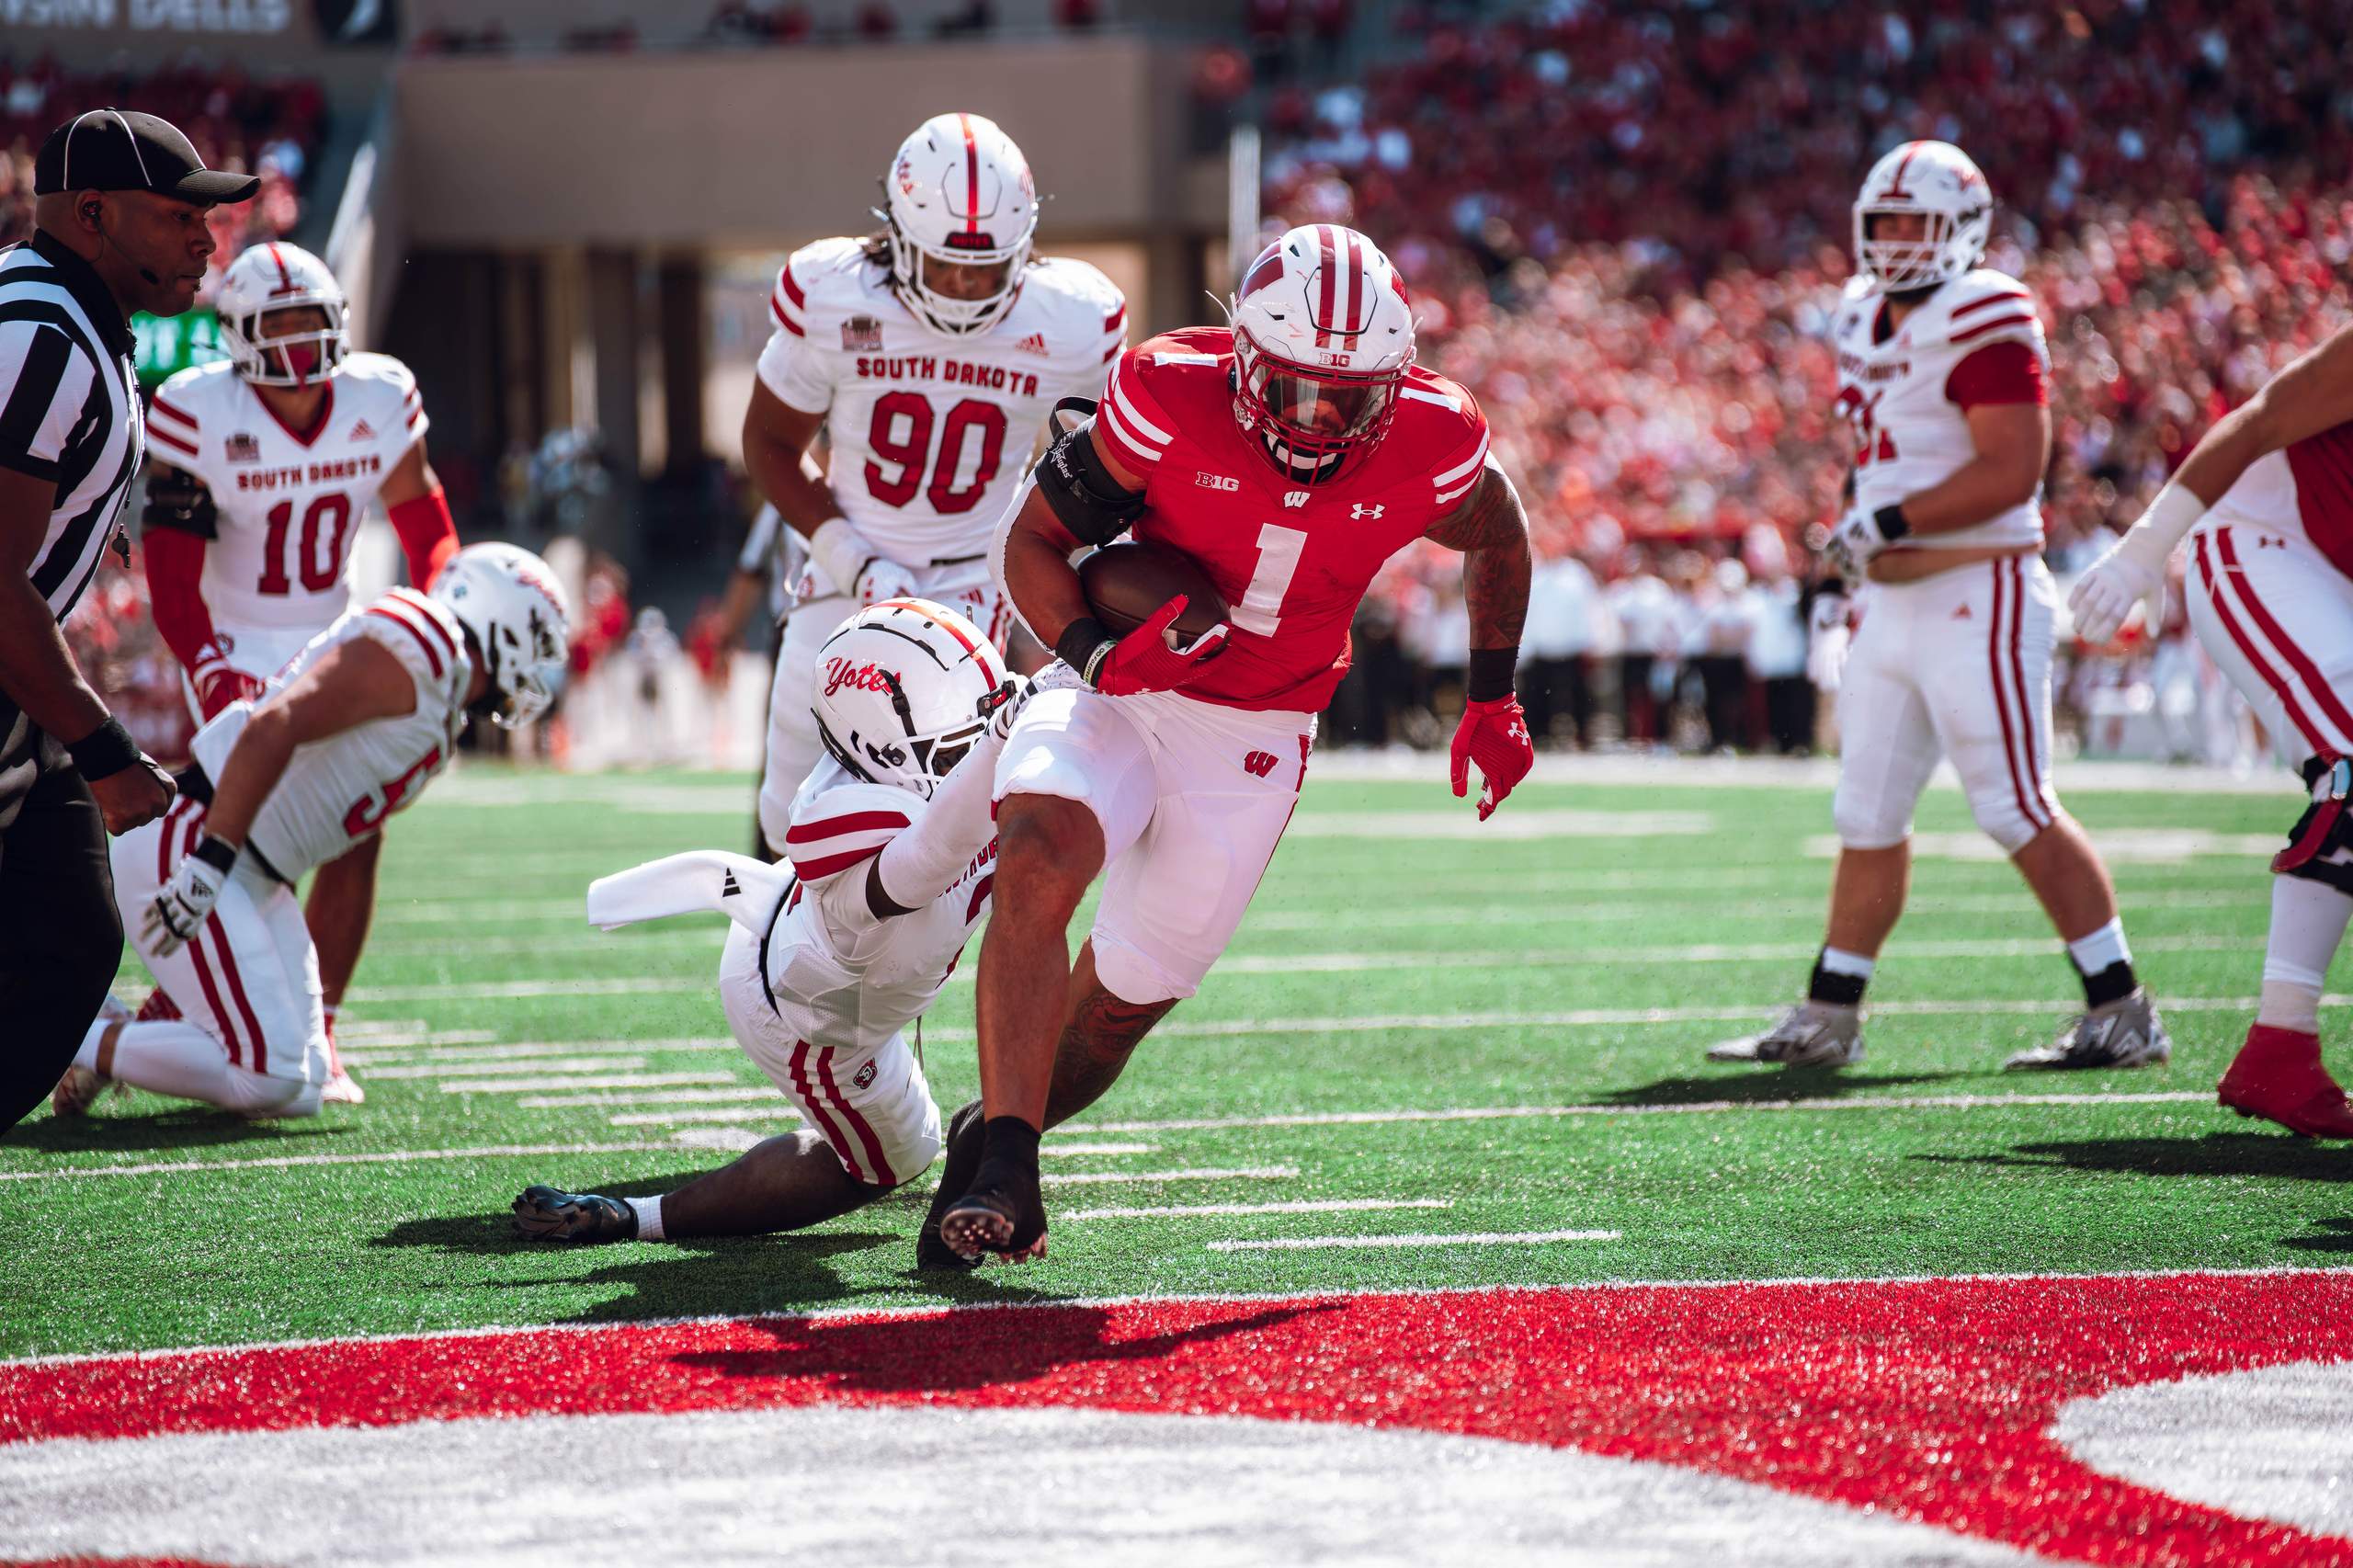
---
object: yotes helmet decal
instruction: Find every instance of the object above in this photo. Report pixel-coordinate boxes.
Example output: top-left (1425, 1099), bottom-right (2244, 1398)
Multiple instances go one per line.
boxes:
top-left (215, 243), bottom-right (349, 388)
top-left (1227, 224), bottom-right (1415, 484)
top-left (429, 543), bottom-right (573, 729)
top-left (1852, 141), bottom-right (1993, 293)
top-left (812, 597), bottom-right (1010, 797)
top-left (877, 112), bottom-right (1040, 338)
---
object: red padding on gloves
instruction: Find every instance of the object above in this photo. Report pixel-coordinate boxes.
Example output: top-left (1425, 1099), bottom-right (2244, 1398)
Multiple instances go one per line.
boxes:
top-left (142, 525), bottom-right (217, 675)
top-left (390, 488), bottom-right (459, 589)
top-left (1449, 695), bottom-right (1535, 822)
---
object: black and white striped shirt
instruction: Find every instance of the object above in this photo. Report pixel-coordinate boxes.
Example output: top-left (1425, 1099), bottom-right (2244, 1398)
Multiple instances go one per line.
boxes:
top-left (0, 231), bottom-right (142, 623)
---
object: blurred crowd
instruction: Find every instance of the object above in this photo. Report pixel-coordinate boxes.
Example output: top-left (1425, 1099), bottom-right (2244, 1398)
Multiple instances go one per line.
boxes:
top-left (0, 58), bottom-right (321, 255)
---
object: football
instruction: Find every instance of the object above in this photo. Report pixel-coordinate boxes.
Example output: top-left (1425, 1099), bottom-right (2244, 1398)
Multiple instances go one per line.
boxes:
top-left (1077, 539), bottom-right (1231, 642)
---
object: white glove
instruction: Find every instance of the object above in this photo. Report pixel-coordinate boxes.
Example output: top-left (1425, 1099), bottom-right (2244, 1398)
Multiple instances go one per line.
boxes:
top-left (142, 838), bottom-right (233, 957)
top-left (1822, 507), bottom-right (1895, 580)
top-left (2067, 486), bottom-right (2203, 643)
top-left (804, 517), bottom-right (918, 608)
top-left (1806, 592), bottom-right (1852, 693)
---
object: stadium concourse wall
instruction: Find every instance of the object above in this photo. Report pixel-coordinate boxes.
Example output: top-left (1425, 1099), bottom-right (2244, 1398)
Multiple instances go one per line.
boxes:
top-left (375, 34), bottom-right (1225, 484)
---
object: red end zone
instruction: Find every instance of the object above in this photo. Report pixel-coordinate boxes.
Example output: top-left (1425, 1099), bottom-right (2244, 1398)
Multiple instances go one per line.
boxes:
top-left (6, 1269), bottom-right (2352, 1566)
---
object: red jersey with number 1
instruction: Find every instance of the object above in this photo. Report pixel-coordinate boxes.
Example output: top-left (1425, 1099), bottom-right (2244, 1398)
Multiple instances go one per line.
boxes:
top-left (1097, 326), bottom-right (1489, 713)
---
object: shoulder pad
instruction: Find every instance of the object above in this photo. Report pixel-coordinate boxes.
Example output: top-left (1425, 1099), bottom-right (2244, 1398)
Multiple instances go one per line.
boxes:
top-left (1932, 272), bottom-right (2042, 351)
top-left (147, 363), bottom-right (231, 470)
top-left (1024, 257), bottom-right (1129, 358)
top-left (1401, 371), bottom-right (1489, 508)
top-left (354, 587), bottom-right (468, 693)
top-left (785, 780), bottom-right (920, 885)
top-left (1838, 274), bottom-right (1878, 306)
top-left (773, 237), bottom-right (877, 341)
top-left (338, 351), bottom-right (419, 397)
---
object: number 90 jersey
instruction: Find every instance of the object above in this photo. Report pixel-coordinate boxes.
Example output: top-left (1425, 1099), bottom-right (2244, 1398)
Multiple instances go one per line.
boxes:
top-left (188, 587), bottom-right (471, 882)
top-left (146, 353), bottom-right (428, 629)
top-left (756, 236), bottom-right (1127, 574)
top-left (1831, 267), bottom-right (2049, 551)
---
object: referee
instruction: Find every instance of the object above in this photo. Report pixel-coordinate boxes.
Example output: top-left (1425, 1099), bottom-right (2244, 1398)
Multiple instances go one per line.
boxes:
top-left (0, 110), bottom-right (256, 1131)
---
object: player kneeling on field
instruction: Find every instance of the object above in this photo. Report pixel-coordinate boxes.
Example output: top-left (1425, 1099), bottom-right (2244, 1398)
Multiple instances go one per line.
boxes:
top-left (513, 598), bottom-right (1024, 1244)
top-left (52, 545), bottom-right (570, 1120)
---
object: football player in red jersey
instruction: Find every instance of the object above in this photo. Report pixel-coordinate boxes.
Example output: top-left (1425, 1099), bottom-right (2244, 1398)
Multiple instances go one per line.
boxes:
top-left (922, 225), bottom-right (1536, 1265)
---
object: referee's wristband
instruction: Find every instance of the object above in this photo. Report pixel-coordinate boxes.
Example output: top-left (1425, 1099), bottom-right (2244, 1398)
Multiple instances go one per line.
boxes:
top-left (1873, 504), bottom-right (1912, 543)
top-left (65, 716), bottom-right (141, 781)
top-left (1053, 616), bottom-right (1117, 687)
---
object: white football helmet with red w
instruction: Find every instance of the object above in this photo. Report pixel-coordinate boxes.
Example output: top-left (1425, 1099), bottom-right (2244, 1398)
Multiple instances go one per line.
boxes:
top-left (1227, 224), bottom-right (1415, 483)
top-left (878, 113), bottom-right (1040, 338)
top-left (215, 242), bottom-right (349, 388)
top-left (813, 597), bottom-right (1012, 797)
top-left (1851, 140), bottom-right (1993, 293)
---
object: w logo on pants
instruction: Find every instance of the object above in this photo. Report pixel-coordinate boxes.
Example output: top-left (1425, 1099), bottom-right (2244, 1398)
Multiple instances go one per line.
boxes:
top-left (1241, 750), bottom-right (1280, 778)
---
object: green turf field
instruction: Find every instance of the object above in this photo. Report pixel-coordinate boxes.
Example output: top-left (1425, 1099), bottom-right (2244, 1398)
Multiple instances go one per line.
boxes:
top-left (8, 762), bottom-right (2349, 1361)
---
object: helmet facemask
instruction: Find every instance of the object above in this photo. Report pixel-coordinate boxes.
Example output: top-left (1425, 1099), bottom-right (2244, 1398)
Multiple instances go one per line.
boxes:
top-left (225, 300), bottom-right (349, 388)
top-left (1853, 202), bottom-right (1987, 293)
top-left (1231, 326), bottom-right (1408, 485)
top-left (881, 198), bottom-right (1032, 337)
top-left (815, 668), bottom-right (1011, 799)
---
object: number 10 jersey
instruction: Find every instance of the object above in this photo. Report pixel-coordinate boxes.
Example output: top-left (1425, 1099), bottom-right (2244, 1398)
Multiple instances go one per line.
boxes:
top-left (756, 237), bottom-right (1127, 575)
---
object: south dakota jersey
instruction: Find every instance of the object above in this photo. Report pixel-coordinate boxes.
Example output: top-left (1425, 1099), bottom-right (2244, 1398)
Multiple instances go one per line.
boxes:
top-left (757, 237), bottom-right (1125, 572)
top-left (189, 586), bottom-right (470, 881)
top-left (768, 759), bottom-right (995, 1055)
top-left (2205, 415), bottom-right (2353, 582)
top-left (1832, 268), bottom-right (2050, 552)
top-left (147, 353), bottom-right (428, 629)
top-left (1094, 326), bottom-right (1491, 713)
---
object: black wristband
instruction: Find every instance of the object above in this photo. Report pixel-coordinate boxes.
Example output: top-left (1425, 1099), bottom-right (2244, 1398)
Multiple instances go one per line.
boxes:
top-left (65, 716), bottom-right (140, 781)
top-left (1054, 616), bottom-right (1117, 686)
top-left (1465, 647), bottom-right (1518, 704)
top-left (191, 835), bottom-right (239, 875)
top-left (979, 1114), bottom-right (1042, 1169)
top-left (1873, 504), bottom-right (1911, 543)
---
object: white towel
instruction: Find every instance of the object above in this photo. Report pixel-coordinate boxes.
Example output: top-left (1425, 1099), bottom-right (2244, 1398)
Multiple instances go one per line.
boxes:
top-left (585, 851), bottom-right (792, 934)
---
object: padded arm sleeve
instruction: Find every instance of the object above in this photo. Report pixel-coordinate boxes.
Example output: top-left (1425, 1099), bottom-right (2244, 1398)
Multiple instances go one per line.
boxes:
top-left (1033, 403), bottom-right (1145, 547)
top-left (872, 729), bottom-right (1006, 911)
top-left (142, 524), bottom-right (217, 674)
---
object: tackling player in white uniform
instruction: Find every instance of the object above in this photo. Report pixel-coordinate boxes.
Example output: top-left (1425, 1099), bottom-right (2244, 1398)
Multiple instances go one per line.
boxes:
top-left (52, 545), bottom-right (567, 1120)
top-left (1711, 141), bottom-right (2168, 1073)
top-left (141, 242), bottom-right (459, 1079)
top-left (740, 112), bottom-right (1127, 857)
top-left (2074, 324), bottom-right (2353, 1136)
top-left (511, 599), bottom-right (1025, 1244)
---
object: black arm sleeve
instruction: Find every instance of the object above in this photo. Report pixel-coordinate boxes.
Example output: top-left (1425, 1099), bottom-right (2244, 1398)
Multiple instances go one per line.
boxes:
top-left (141, 465), bottom-right (218, 540)
top-left (1033, 399), bottom-right (1145, 548)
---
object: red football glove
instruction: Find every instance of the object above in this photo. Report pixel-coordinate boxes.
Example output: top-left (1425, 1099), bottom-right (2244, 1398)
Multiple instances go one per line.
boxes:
top-left (190, 644), bottom-right (264, 720)
top-left (1088, 595), bottom-right (1230, 698)
top-left (1449, 695), bottom-right (1534, 822)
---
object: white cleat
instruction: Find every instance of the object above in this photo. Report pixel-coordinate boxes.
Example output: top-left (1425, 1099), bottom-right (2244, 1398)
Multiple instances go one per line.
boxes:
top-left (1707, 1001), bottom-right (1865, 1069)
top-left (52, 995), bottom-right (131, 1116)
top-left (2005, 987), bottom-right (2173, 1071)
top-left (322, 1068), bottom-right (367, 1105)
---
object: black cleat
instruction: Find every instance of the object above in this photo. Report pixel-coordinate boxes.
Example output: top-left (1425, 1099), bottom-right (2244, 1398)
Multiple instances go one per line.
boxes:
top-left (916, 1099), bottom-right (987, 1271)
top-left (512, 1184), bottom-right (640, 1244)
top-left (939, 1153), bottom-right (1048, 1264)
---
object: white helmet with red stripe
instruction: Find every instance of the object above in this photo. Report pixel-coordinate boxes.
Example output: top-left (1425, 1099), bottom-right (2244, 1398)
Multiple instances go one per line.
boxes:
top-left (214, 242), bottom-right (348, 388)
top-left (813, 597), bottom-right (1012, 798)
top-left (878, 112), bottom-right (1039, 338)
top-left (1228, 223), bottom-right (1415, 484)
top-left (1851, 140), bottom-right (1992, 292)
top-left (429, 542), bottom-right (573, 729)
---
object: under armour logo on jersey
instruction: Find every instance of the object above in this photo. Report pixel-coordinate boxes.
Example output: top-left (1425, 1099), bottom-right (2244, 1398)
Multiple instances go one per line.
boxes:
top-left (1351, 503), bottom-right (1385, 519)
top-left (1015, 332), bottom-right (1051, 358)
top-left (348, 418), bottom-right (375, 441)
top-left (1241, 750), bottom-right (1279, 778)
top-left (1284, 491), bottom-right (1309, 508)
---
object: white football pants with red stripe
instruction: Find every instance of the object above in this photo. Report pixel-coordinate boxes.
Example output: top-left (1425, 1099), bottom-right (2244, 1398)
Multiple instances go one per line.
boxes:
top-left (97, 799), bottom-right (327, 1118)
top-left (756, 561), bottom-right (1008, 857)
top-left (713, 922), bottom-right (943, 1187)
top-left (1834, 555), bottom-right (2060, 854)
top-left (2187, 524), bottom-right (2353, 767)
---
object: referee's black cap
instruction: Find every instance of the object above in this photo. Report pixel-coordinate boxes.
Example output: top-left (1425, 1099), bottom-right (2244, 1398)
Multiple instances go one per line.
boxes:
top-left (32, 109), bottom-right (262, 205)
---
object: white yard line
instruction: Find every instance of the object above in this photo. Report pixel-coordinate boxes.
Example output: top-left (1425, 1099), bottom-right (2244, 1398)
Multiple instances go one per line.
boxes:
top-left (1078, 1091), bottom-right (2211, 1135)
top-left (351, 978), bottom-right (699, 1003)
top-left (1, 1143), bottom-right (676, 1184)
top-left (441, 1073), bottom-right (741, 1096)
top-left (366, 1057), bottom-right (652, 1080)
top-left (518, 1085), bottom-right (776, 1108)
top-left (1208, 1228), bottom-right (1620, 1252)
top-left (1065, 1198), bottom-right (1454, 1221)
top-left (1042, 1166), bottom-right (1297, 1187)
top-left (608, 1107), bottom-right (790, 1126)
top-left (344, 1040), bottom-right (733, 1067)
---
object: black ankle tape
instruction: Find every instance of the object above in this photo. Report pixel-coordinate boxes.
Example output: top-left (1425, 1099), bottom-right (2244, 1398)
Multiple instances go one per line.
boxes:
top-left (1807, 957), bottom-right (1868, 1008)
top-left (980, 1115), bottom-right (1041, 1166)
top-left (2081, 960), bottom-right (2137, 1010)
